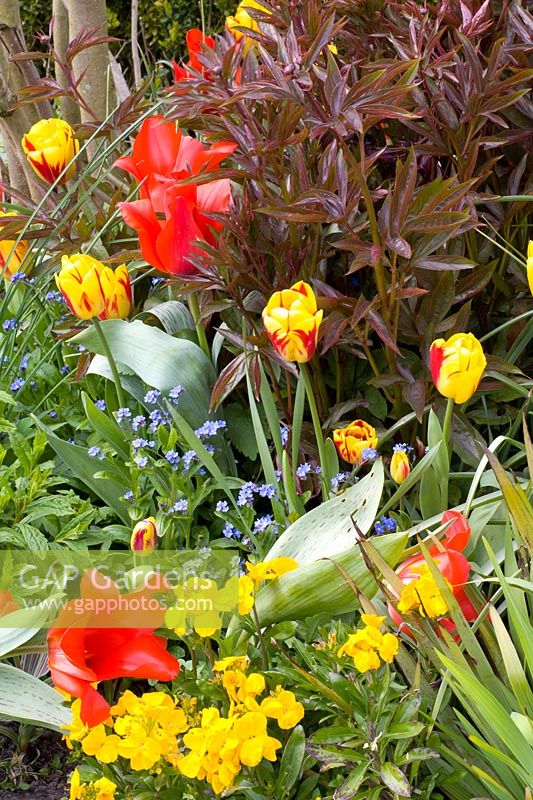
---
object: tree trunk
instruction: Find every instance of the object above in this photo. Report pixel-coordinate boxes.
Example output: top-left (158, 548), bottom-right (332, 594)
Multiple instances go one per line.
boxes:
top-left (0, 0), bottom-right (53, 201)
top-left (63, 0), bottom-right (115, 123)
top-left (52, 0), bottom-right (81, 126)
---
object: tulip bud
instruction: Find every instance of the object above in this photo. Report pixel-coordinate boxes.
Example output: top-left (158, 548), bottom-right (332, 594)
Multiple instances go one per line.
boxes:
top-left (21, 118), bottom-right (79, 185)
top-left (333, 420), bottom-right (378, 465)
top-left (429, 332), bottom-right (486, 404)
top-left (390, 449), bottom-right (410, 484)
top-left (0, 211), bottom-right (30, 279)
top-left (55, 253), bottom-right (132, 321)
top-left (262, 281), bottom-right (323, 363)
top-left (527, 240), bottom-right (533, 296)
top-left (131, 517), bottom-right (158, 553)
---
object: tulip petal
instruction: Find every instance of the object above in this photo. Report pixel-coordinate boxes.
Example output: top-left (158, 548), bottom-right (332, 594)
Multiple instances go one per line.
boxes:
top-left (89, 632), bottom-right (180, 681)
top-left (118, 199), bottom-right (165, 272)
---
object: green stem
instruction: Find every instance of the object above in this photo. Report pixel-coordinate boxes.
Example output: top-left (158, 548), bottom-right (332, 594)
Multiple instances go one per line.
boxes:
top-left (188, 292), bottom-right (210, 359)
top-left (252, 605), bottom-right (269, 671)
top-left (92, 317), bottom-right (126, 409)
top-left (300, 363), bottom-right (330, 501)
top-left (441, 397), bottom-right (455, 510)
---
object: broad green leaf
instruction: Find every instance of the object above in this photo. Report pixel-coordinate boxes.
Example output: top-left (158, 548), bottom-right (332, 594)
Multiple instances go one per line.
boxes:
top-left (35, 419), bottom-right (130, 525)
top-left (489, 605), bottom-right (532, 716)
top-left (276, 725), bottom-right (306, 795)
top-left (0, 663), bottom-right (71, 731)
top-left (267, 460), bottom-right (384, 565)
top-left (138, 300), bottom-right (194, 334)
top-left (333, 763), bottom-right (368, 799)
top-left (73, 319), bottom-right (215, 428)
top-left (379, 762), bottom-right (411, 797)
top-left (255, 530), bottom-right (406, 626)
top-left (0, 601), bottom-right (50, 658)
top-left (82, 392), bottom-right (130, 459)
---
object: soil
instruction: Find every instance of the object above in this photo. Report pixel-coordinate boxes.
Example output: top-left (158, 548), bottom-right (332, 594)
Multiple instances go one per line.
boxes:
top-left (0, 728), bottom-right (69, 800)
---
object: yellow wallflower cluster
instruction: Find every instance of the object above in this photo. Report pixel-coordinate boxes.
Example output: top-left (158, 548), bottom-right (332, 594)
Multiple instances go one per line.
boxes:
top-left (239, 556), bottom-right (298, 614)
top-left (337, 614), bottom-right (399, 673)
top-left (397, 566), bottom-right (449, 618)
top-left (66, 661), bottom-right (304, 796)
top-left (69, 769), bottom-right (116, 800)
top-left (178, 665), bottom-right (304, 794)
top-left (67, 690), bottom-right (189, 771)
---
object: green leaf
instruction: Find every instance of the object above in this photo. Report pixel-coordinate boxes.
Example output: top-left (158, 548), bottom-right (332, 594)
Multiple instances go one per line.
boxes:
top-left (34, 419), bottom-right (130, 525)
top-left (267, 460), bottom-right (384, 565)
top-left (224, 402), bottom-right (258, 460)
top-left (73, 319), bottom-right (215, 428)
top-left (255, 530), bottom-right (407, 626)
top-left (276, 725), bottom-right (306, 796)
top-left (138, 300), bottom-right (194, 334)
top-left (82, 392), bottom-right (130, 459)
top-left (0, 664), bottom-right (71, 731)
top-left (333, 763), bottom-right (368, 799)
top-left (379, 762), bottom-right (411, 797)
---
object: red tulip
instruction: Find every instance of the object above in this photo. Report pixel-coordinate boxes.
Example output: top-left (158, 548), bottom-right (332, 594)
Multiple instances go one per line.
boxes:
top-left (119, 178), bottom-right (232, 275)
top-left (389, 510), bottom-right (476, 630)
top-left (114, 116), bottom-right (236, 195)
top-left (173, 28), bottom-right (216, 81)
top-left (47, 574), bottom-right (180, 727)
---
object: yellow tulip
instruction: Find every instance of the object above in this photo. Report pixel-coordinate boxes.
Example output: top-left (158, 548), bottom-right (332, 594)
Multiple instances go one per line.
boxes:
top-left (262, 281), bottom-right (323, 363)
top-left (21, 118), bottom-right (79, 185)
top-left (333, 419), bottom-right (378, 465)
top-left (55, 253), bottom-right (132, 321)
top-left (390, 449), bottom-right (410, 485)
top-left (227, 0), bottom-right (270, 46)
top-left (527, 240), bottom-right (533, 295)
top-left (0, 211), bottom-right (30, 279)
top-left (429, 332), bottom-right (486, 404)
top-left (130, 517), bottom-right (158, 553)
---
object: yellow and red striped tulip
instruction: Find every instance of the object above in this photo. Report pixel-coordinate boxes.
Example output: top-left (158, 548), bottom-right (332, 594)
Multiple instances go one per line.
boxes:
top-left (0, 211), bottom-right (30, 279)
top-left (527, 240), bottom-right (533, 295)
top-left (21, 118), bottom-right (79, 185)
top-left (55, 253), bottom-right (132, 321)
top-left (131, 517), bottom-right (158, 553)
top-left (429, 332), bottom-right (486, 404)
top-left (333, 420), bottom-right (377, 465)
top-left (390, 449), bottom-right (410, 484)
top-left (262, 281), bottom-right (322, 363)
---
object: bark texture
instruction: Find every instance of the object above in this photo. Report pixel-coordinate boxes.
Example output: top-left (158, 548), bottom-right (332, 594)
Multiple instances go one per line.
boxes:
top-left (52, 0), bottom-right (81, 125)
top-left (63, 0), bottom-right (115, 122)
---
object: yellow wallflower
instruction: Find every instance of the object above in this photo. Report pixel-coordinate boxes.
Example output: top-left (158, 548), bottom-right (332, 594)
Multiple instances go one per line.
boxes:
top-left (81, 723), bottom-right (120, 763)
top-left (338, 614), bottom-right (399, 673)
top-left (398, 567), bottom-right (449, 618)
top-left (213, 655), bottom-right (249, 672)
top-left (93, 777), bottom-right (117, 800)
top-left (245, 556), bottom-right (298, 587)
top-left (69, 770), bottom-right (116, 800)
top-left (260, 687), bottom-right (305, 729)
top-left (238, 573), bottom-right (255, 614)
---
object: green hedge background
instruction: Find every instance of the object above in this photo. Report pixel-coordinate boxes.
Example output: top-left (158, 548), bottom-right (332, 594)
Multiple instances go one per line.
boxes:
top-left (21, 0), bottom-right (234, 75)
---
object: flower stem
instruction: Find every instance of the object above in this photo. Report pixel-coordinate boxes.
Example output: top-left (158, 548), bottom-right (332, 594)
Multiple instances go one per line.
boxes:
top-left (92, 317), bottom-right (126, 409)
top-left (188, 291), bottom-right (210, 359)
top-left (441, 397), bottom-right (455, 510)
top-left (301, 362), bottom-right (330, 501)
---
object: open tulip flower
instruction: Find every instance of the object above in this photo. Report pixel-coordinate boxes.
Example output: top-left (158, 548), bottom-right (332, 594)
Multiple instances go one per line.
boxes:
top-left (262, 281), bottom-right (323, 363)
top-left (173, 28), bottom-right (216, 81)
top-left (116, 116), bottom-right (236, 275)
top-left (21, 118), bottom-right (79, 185)
top-left (48, 575), bottom-right (180, 727)
top-left (119, 179), bottom-right (232, 275)
top-left (0, 211), bottom-right (30, 279)
top-left (333, 419), bottom-right (378, 465)
top-left (56, 254), bottom-right (132, 321)
top-left (389, 510), bottom-right (476, 632)
top-left (114, 115), bottom-right (237, 195)
top-left (429, 332), bottom-right (486, 404)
